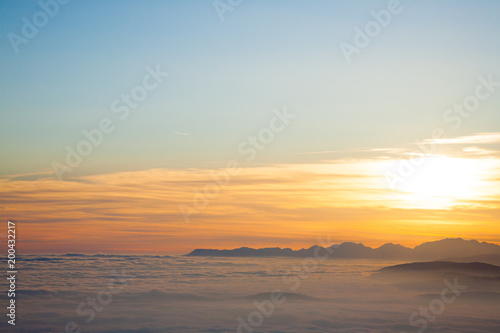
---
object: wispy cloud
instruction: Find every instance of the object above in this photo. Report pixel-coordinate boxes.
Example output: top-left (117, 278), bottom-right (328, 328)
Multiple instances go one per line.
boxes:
top-left (462, 146), bottom-right (500, 156)
top-left (295, 150), bottom-right (341, 155)
top-left (423, 132), bottom-right (500, 145)
top-left (1, 155), bottom-right (499, 253)
top-left (295, 147), bottom-right (405, 157)
top-left (173, 132), bottom-right (190, 136)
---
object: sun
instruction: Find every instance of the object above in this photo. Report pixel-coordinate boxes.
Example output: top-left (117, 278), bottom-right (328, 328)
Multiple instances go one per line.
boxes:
top-left (395, 156), bottom-right (483, 208)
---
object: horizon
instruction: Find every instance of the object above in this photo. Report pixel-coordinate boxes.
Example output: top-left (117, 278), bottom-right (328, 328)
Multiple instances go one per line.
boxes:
top-left (17, 237), bottom-right (500, 256)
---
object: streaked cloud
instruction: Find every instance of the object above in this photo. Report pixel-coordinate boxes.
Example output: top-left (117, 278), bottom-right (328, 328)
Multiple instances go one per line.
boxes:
top-left (173, 132), bottom-right (191, 136)
top-left (1, 153), bottom-right (499, 254)
top-left (423, 132), bottom-right (500, 145)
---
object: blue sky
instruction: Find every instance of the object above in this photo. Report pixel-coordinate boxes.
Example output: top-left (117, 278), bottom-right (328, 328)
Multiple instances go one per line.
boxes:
top-left (1, 0), bottom-right (499, 176)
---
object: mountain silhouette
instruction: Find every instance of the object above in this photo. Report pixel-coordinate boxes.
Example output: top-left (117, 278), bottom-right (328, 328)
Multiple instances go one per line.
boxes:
top-left (412, 238), bottom-right (500, 259)
top-left (186, 238), bottom-right (500, 260)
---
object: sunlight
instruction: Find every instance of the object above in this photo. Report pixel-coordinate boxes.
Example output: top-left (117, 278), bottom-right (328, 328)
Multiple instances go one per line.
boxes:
top-left (396, 156), bottom-right (483, 207)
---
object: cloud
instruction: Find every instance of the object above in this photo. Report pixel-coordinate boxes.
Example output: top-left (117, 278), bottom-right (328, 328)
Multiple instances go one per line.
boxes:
top-left (423, 132), bottom-right (500, 145)
top-left (462, 146), bottom-right (500, 156)
top-left (1, 157), bottom-right (499, 254)
top-left (294, 150), bottom-right (341, 155)
top-left (8, 257), bottom-right (500, 333)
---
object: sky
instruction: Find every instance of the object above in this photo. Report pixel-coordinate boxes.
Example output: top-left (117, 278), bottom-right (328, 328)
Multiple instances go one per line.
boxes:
top-left (1, 0), bottom-right (499, 254)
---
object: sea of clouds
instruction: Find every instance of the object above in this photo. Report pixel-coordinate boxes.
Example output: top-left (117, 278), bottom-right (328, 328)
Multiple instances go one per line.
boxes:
top-left (0, 255), bottom-right (499, 332)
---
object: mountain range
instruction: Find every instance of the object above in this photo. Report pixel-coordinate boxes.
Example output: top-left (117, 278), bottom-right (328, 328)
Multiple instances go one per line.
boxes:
top-left (186, 238), bottom-right (500, 261)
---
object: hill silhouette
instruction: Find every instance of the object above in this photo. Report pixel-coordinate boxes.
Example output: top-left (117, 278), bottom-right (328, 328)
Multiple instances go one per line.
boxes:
top-left (371, 261), bottom-right (500, 292)
top-left (440, 253), bottom-right (500, 266)
top-left (377, 261), bottom-right (500, 276)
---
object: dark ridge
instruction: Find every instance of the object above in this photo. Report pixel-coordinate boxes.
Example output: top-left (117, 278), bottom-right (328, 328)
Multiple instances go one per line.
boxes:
top-left (377, 261), bottom-right (500, 275)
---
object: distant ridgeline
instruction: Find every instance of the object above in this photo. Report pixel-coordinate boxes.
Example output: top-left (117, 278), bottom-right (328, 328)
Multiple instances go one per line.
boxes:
top-left (186, 238), bottom-right (500, 261)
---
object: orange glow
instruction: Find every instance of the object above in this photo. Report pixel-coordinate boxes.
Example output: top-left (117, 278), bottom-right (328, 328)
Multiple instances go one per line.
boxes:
top-left (1, 156), bottom-right (499, 254)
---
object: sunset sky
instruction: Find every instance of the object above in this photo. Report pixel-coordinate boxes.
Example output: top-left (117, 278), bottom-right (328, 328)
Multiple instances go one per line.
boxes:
top-left (1, 0), bottom-right (499, 254)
